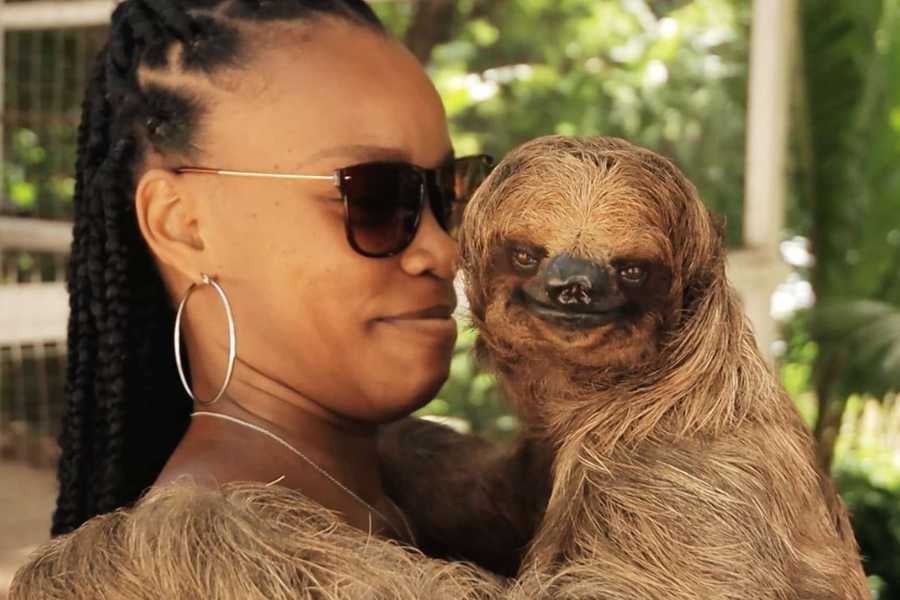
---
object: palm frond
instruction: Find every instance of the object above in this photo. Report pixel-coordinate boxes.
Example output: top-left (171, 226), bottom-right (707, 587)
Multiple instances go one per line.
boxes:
top-left (811, 300), bottom-right (900, 397)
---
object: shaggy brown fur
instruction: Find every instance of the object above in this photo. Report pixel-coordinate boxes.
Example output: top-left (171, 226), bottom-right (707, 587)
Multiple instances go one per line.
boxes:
top-left (457, 135), bottom-right (870, 599)
top-left (13, 135), bottom-right (870, 600)
top-left (10, 481), bottom-right (501, 600)
top-left (384, 135), bottom-right (871, 598)
top-left (378, 417), bottom-right (552, 576)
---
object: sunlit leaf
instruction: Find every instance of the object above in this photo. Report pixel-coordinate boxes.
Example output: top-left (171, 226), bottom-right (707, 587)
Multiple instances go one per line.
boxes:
top-left (10, 181), bottom-right (37, 208)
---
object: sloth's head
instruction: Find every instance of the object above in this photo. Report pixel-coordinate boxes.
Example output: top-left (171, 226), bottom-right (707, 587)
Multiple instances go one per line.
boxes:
top-left (460, 136), bottom-right (724, 374)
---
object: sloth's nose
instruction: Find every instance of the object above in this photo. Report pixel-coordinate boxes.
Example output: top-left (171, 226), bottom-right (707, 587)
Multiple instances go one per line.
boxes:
top-left (544, 254), bottom-right (611, 310)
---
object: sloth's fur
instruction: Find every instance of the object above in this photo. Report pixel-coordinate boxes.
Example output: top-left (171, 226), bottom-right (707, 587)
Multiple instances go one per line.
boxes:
top-left (456, 135), bottom-right (870, 599)
top-left (12, 136), bottom-right (870, 600)
top-left (10, 482), bottom-right (501, 600)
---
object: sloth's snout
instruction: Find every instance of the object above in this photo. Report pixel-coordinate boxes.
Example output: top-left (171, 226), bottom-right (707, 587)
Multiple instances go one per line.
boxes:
top-left (544, 254), bottom-right (611, 310)
top-left (516, 252), bottom-right (626, 328)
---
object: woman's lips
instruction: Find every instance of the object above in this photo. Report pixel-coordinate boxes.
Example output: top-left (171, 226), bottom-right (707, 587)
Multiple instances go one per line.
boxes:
top-left (377, 305), bottom-right (457, 337)
top-left (384, 305), bottom-right (456, 320)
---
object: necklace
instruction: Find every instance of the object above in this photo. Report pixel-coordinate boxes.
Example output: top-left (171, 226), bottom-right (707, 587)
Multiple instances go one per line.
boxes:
top-left (190, 411), bottom-right (416, 545)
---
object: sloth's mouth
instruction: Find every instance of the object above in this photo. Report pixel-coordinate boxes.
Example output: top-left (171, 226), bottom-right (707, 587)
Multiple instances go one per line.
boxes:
top-left (518, 290), bottom-right (626, 329)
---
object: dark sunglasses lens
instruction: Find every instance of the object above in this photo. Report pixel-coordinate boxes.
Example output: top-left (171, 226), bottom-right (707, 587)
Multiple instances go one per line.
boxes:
top-left (341, 163), bottom-right (424, 256)
top-left (432, 155), bottom-right (494, 238)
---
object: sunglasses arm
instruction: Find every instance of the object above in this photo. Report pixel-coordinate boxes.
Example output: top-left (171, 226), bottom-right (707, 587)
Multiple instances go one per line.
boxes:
top-left (174, 167), bottom-right (339, 187)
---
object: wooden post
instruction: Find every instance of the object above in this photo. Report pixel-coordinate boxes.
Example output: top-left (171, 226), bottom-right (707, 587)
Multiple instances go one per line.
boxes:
top-left (0, 217), bottom-right (73, 253)
top-left (745, 0), bottom-right (795, 252)
top-left (734, 0), bottom-right (797, 364)
top-left (1, 0), bottom-right (6, 201)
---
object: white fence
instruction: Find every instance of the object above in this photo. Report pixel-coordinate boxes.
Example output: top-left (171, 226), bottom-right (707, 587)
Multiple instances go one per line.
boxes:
top-left (0, 217), bottom-right (69, 468)
top-left (0, 0), bottom-right (95, 465)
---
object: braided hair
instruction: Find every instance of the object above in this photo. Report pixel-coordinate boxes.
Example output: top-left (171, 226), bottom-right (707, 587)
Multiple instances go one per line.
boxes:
top-left (53, 0), bottom-right (384, 536)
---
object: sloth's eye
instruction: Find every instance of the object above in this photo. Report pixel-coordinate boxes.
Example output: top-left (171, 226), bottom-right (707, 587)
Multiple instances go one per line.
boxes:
top-left (511, 247), bottom-right (539, 271)
top-left (618, 265), bottom-right (647, 285)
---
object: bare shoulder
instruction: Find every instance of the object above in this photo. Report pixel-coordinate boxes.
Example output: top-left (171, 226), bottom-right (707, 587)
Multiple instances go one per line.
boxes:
top-left (153, 434), bottom-right (239, 490)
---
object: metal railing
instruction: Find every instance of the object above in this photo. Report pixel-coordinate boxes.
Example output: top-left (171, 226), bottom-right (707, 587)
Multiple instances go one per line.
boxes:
top-left (0, 217), bottom-right (70, 468)
top-left (0, 4), bottom-right (135, 468)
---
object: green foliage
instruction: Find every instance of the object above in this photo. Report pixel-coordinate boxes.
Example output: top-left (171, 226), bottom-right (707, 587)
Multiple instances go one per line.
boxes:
top-left (375, 0), bottom-right (751, 245)
top-left (779, 312), bottom-right (900, 595)
top-left (2, 127), bottom-right (75, 216)
top-left (835, 468), bottom-right (900, 599)
top-left (793, 0), bottom-right (900, 498)
top-left (796, 0), bottom-right (900, 305)
top-left (779, 312), bottom-right (819, 425)
top-left (812, 301), bottom-right (900, 398)
top-left (415, 324), bottom-right (516, 442)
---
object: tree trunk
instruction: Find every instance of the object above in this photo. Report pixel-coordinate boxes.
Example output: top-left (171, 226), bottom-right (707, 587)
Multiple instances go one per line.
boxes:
top-left (812, 352), bottom-right (846, 473)
top-left (404, 0), bottom-right (457, 65)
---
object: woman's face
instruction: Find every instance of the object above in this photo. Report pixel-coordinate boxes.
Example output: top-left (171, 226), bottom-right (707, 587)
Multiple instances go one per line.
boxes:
top-left (160, 19), bottom-right (457, 422)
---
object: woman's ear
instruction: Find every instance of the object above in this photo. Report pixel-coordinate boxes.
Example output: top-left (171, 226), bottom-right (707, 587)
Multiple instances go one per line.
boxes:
top-left (134, 168), bottom-right (208, 280)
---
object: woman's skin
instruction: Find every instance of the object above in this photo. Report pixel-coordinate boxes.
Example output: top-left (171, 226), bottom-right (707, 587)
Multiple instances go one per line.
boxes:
top-left (133, 18), bottom-right (457, 542)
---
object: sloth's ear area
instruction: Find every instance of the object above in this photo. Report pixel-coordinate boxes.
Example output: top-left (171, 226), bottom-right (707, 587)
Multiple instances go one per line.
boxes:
top-left (635, 151), bottom-right (725, 310)
top-left (673, 195), bottom-right (725, 313)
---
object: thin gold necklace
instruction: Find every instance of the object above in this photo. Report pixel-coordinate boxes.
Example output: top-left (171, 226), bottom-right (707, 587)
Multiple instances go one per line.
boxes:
top-left (190, 411), bottom-right (416, 545)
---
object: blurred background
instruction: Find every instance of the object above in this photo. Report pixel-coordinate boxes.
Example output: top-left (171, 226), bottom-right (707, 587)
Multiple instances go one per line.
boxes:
top-left (0, 0), bottom-right (898, 597)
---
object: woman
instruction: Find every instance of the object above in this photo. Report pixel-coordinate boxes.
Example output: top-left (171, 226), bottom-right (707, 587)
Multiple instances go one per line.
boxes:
top-left (53, 0), bottom-right (490, 546)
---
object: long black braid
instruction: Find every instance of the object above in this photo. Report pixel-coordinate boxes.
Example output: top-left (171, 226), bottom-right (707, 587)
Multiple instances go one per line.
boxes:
top-left (53, 0), bottom-right (384, 536)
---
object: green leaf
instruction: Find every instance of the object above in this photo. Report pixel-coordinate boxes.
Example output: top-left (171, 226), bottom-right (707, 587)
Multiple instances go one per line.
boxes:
top-left (10, 181), bottom-right (37, 208)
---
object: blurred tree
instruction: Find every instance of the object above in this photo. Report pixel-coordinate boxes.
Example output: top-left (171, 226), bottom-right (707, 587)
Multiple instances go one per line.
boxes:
top-left (402, 0), bottom-right (457, 63)
top-left (794, 0), bottom-right (900, 471)
top-left (376, 0), bottom-right (751, 245)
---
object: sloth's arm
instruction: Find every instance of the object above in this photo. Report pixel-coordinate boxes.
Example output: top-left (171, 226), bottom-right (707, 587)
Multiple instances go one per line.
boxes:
top-left (377, 417), bottom-right (551, 577)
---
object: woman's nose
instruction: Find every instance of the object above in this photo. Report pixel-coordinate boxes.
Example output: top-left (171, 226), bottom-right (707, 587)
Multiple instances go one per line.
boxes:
top-left (399, 202), bottom-right (458, 280)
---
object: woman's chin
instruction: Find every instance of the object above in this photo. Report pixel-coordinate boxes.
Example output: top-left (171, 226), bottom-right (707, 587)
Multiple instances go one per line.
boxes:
top-left (365, 361), bottom-right (451, 424)
top-left (375, 315), bottom-right (457, 347)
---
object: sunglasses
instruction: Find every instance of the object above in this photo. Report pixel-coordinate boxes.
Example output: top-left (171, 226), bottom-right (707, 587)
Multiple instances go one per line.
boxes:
top-left (174, 154), bottom-right (494, 258)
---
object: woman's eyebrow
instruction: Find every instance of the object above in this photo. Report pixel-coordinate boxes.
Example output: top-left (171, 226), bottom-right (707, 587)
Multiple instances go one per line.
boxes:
top-left (297, 144), bottom-right (410, 167)
top-left (296, 145), bottom-right (455, 168)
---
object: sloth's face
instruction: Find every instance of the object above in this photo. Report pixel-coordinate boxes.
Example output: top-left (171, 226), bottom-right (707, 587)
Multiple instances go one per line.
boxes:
top-left (470, 169), bottom-right (686, 371)
top-left (501, 242), bottom-right (672, 332)
top-left (485, 238), bottom-right (676, 370)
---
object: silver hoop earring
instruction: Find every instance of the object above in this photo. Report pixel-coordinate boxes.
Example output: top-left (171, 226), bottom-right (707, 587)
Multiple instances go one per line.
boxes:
top-left (174, 273), bottom-right (237, 406)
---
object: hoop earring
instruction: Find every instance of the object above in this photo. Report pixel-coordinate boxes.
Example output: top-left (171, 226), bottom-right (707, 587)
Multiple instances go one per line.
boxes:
top-left (174, 273), bottom-right (237, 406)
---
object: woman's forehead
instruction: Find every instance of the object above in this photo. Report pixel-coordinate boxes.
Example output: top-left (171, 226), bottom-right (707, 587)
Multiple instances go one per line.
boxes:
top-left (197, 20), bottom-right (450, 170)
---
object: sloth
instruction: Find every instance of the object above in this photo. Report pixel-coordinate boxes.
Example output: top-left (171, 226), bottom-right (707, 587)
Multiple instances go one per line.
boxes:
top-left (382, 135), bottom-right (871, 599)
top-left (12, 136), bottom-right (870, 600)
top-left (10, 481), bottom-right (501, 600)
